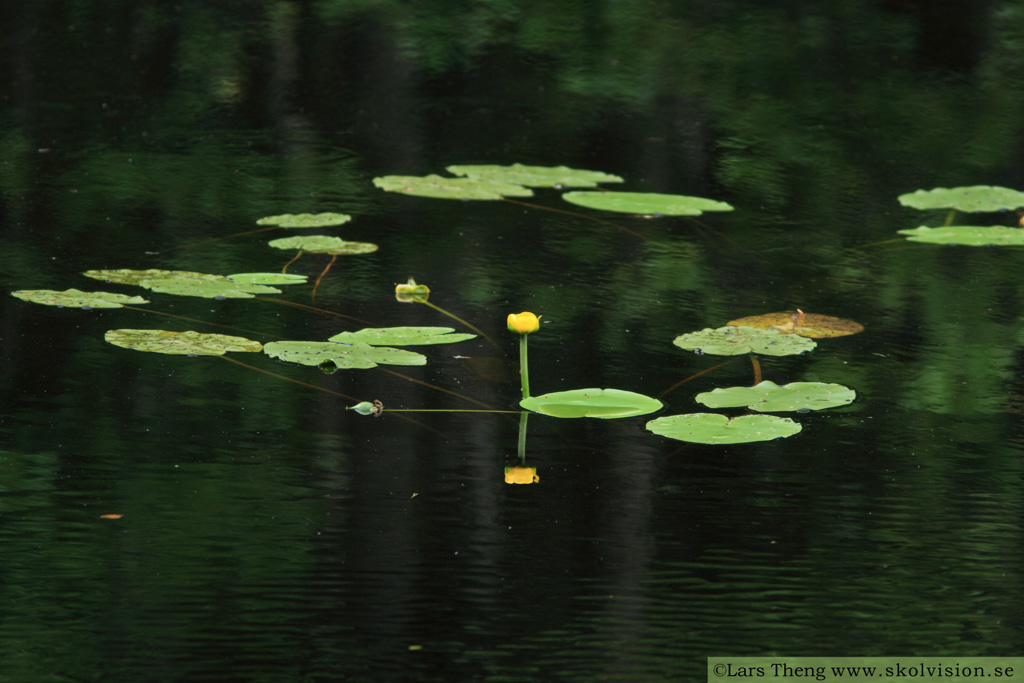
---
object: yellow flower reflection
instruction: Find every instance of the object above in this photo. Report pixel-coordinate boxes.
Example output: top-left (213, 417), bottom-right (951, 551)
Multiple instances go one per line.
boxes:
top-left (506, 311), bottom-right (540, 334)
top-left (504, 466), bottom-right (539, 484)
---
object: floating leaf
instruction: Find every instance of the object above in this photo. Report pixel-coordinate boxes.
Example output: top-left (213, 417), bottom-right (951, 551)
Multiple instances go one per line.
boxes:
top-left (227, 273), bottom-right (309, 285)
top-left (263, 341), bottom-right (426, 370)
top-left (83, 269), bottom-right (223, 287)
top-left (520, 388), bottom-right (663, 419)
top-left (695, 380), bottom-right (856, 412)
top-left (329, 327), bottom-right (475, 346)
top-left (372, 174), bottom-right (533, 200)
top-left (11, 289), bottom-right (149, 309)
top-left (268, 235), bottom-right (379, 255)
top-left (105, 329), bottom-right (263, 356)
top-left (897, 186), bottom-right (1024, 212)
top-left (446, 164), bottom-right (623, 188)
top-left (82, 269), bottom-right (280, 297)
top-left (673, 326), bottom-right (817, 356)
top-left (726, 311), bottom-right (864, 338)
top-left (140, 278), bottom-right (280, 298)
top-left (256, 213), bottom-right (352, 228)
top-left (562, 191), bottom-right (733, 216)
top-left (898, 225), bottom-right (1024, 246)
top-left (646, 413), bottom-right (802, 444)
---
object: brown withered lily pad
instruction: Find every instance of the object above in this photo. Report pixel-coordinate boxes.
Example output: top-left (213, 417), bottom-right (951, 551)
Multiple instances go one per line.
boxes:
top-left (726, 310), bottom-right (864, 339)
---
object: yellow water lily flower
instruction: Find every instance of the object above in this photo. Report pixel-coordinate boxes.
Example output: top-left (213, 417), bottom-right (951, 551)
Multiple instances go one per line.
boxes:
top-left (506, 312), bottom-right (541, 334)
top-left (504, 466), bottom-right (539, 484)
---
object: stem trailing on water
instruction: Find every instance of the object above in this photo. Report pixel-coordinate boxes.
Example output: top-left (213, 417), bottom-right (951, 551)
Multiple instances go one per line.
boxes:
top-left (518, 333), bottom-right (530, 398)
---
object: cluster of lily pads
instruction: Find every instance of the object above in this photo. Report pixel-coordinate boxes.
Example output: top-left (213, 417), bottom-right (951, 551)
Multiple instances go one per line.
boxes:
top-left (897, 185), bottom-right (1024, 246)
top-left (12, 164), bottom-right (870, 457)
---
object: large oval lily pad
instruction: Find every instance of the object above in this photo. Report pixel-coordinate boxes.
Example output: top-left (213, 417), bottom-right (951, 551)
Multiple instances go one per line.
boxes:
top-left (328, 327), bottom-right (475, 346)
top-left (267, 235), bottom-right (379, 255)
top-left (695, 381), bottom-right (856, 412)
top-left (105, 329), bottom-right (263, 356)
top-left (11, 289), bottom-right (149, 309)
top-left (82, 269), bottom-right (282, 297)
top-left (646, 413), bottom-right (802, 444)
top-left (897, 186), bottom-right (1024, 212)
top-left (726, 311), bottom-right (864, 338)
top-left (446, 164), bottom-right (623, 188)
top-left (673, 326), bottom-right (817, 356)
top-left (373, 174), bottom-right (533, 200)
top-left (562, 191), bottom-right (733, 216)
top-left (520, 388), bottom-right (663, 419)
top-left (140, 278), bottom-right (281, 298)
top-left (898, 225), bottom-right (1024, 246)
top-left (256, 213), bottom-right (352, 228)
top-left (228, 273), bottom-right (309, 285)
top-left (263, 341), bottom-right (426, 370)
top-left (83, 269), bottom-right (223, 286)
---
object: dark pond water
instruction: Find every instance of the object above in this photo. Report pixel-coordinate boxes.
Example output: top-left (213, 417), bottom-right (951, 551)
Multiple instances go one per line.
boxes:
top-left (3, 2), bottom-right (1024, 680)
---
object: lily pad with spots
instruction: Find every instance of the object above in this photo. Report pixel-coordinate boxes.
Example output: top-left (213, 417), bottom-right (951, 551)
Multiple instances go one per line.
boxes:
top-left (83, 269), bottom-right (224, 287)
top-left (373, 174), bottom-right (533, 200)
top-left (726, 311), bottom-right (864, 338)
top-left (897, 186), bottom-right (1024, 212)
top-left (263, 341), bottom-right (426, 370)
top-left (520, 388), bottom-right (663, 419)
top-left (328, 327), bottom-right (475, 346)
top-left (562, 191), bottom-right (733, 216)
top-left (673, 326), bottom-right (817, 356)
top-left (140, 278), bottom-right (281, 298)
top-left (227, 273), bottom-right (309, 285)
top-left (11, 289), bottom-right (149, 309)
top-left (268, 235), bottom-right (379, 255)
top-left (695, 381), bottom-right (856, 412)
top-left (898, 225), bottom-right (1024, 246)
top-left (646, 413), bottom-right (802, 444)
top-left (256, 213), bottom-right (352, 228)
top-left (105, 329), bottom-right (263, 356)
top-left (446, 164), bottom-right (623, 188)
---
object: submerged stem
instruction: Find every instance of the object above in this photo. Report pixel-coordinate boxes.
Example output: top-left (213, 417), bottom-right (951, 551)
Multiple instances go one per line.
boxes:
top-left (749, 354), bottom-right (762, 385)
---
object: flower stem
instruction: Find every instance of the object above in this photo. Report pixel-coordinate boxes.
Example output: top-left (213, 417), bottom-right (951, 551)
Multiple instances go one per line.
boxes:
top-left (517, 410), bottom-right (529, 461)
top-left (518, 333), bottom-right (530, 398)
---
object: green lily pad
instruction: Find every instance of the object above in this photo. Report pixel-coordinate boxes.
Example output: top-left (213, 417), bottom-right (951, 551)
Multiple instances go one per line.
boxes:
top-left (263, 341), bottom-right (426, 370)
top-left (267, 235), bottom-right (379, 255)
top-left (520, 388), bottom-right (663, 419)
top-left (105, 329), bottom-right (263, 356)
top-left (139, 278), bottom-right (281, 298)
top-left (256, 213), bottom-right (352, 228)
top-left (673, 326), bottom-right (817, 356)
top-left (11, 289), bottom-right (149, 309)
top-left (83, 269), bottom-right (224, 287)
top-left (227, 273), bottom-right (309, 285)
top-left (446, 164), bottom-right (623, 188)
top-left (898, 225), bottom-right (1024, 246)
top-left (328, 326), bottom-right (475, 346)
top-left (372, 174), bottom-right (533, 200)
top-left (646, 413), bottom-right (802, 444)
top-left (695, 380), bottom-right (856, 412)
top-left (83, 269), bottom-right (282, 298)
top-left (897, 186), bottom-right (1024, 212)
top-left (562, 191), bottom-right (734, 216)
